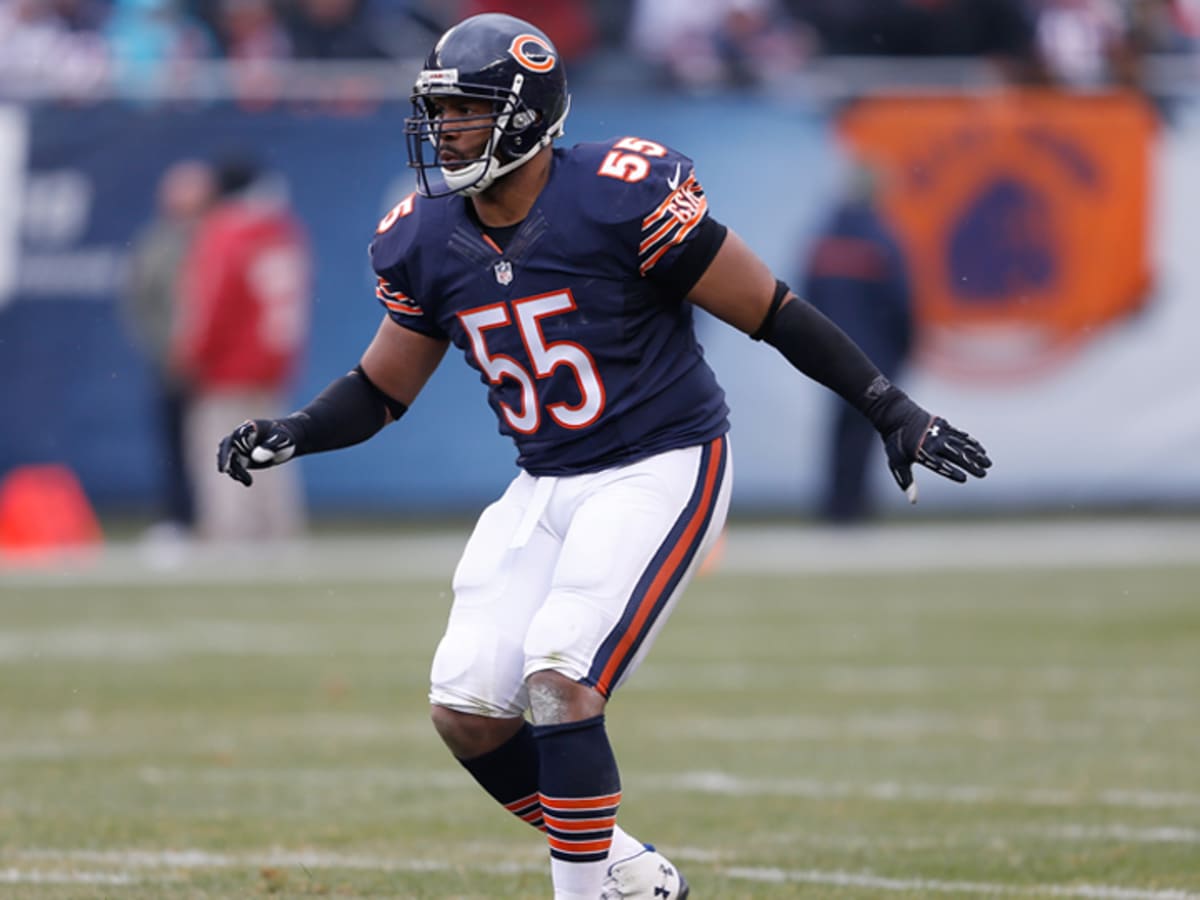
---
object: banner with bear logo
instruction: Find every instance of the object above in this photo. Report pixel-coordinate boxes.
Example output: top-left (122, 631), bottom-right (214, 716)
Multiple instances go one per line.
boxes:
top-left (839, 91), bottom-right (1158, 378)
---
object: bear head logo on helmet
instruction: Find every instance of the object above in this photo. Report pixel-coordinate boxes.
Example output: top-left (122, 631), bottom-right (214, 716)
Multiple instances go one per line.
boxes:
top-left (405, 14), bottom-right (571, 198)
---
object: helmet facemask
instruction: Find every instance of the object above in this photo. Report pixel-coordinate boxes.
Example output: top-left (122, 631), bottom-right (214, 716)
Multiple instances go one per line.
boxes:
top-left (406, 71), bottom-right (568, 198)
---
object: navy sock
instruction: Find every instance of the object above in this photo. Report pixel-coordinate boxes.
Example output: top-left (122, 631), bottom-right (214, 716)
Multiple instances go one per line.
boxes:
top-left (459, 721), bottom-right (545, 831)
top-left (534, 714), bottom-right (621, 866)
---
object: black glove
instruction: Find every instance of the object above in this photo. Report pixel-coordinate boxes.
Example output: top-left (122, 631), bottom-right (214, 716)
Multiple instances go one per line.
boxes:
top-left (216, 419), bottom-right (300, 487)
top-left (870, 389), bottom-right (992, 503)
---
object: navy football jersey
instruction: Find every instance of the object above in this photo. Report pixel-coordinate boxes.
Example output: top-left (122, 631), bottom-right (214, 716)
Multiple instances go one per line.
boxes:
top-left (369, 137), bottom-right (730, 476)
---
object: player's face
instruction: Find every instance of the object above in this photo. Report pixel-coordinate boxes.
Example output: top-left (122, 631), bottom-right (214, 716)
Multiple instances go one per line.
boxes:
top-left (430, 97), bottom-right (495, 170)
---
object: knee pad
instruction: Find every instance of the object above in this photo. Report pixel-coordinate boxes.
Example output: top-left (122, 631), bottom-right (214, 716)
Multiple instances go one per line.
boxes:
top-left (429, 621), bottom-right (528, 717)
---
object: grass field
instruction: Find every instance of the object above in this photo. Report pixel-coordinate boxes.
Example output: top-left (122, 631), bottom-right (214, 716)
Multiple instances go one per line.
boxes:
top-left (2, 522), bottom-right (1199, 899)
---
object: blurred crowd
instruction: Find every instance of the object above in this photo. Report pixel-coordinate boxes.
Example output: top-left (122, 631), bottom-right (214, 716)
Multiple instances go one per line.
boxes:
top-left (2, 0), bottom-right (1198, 99)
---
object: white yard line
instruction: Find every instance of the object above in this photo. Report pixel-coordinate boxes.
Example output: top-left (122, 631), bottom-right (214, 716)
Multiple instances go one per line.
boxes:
top-left (662, 712), bottom-right (1110, 743)
top-left (654, 771), bottom-right (1200, 810)
top-left (0, 619), bottom-right (417, 663)
top-left (1042, 825), bottom-right (1200, 844)
top-left (7, 851), bottom-right (1197, 899)
top-left (723, 866), bottom-right (1200, 899)
top-left (7, 754), bottom-right (1196, 813)
top-left (0, 867), bottom-right (138, 885)
top-left (11, 848), bottom-right (543, 874)
top-left (120, 765), bottom-right (1200, 811)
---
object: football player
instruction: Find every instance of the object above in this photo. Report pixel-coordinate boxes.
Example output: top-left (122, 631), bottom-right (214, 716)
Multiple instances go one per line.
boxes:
top-left (217, 13), bottom-right (991, 899)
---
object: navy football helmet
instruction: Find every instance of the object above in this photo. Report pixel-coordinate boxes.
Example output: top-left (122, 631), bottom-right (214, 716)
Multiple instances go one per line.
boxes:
top-left (405, 14), bottom-right (571, 198)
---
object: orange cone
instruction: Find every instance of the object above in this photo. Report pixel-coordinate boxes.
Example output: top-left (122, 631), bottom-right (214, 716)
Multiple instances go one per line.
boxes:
top-left (0, 464), bottom-right (103, 562)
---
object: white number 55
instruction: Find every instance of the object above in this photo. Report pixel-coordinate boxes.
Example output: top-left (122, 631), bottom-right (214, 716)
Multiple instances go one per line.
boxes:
top-left (458, 290), bottom-right (606, 434)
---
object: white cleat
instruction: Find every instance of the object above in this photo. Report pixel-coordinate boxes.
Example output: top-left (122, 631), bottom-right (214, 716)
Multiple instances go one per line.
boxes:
top-left (600, 844), bottom-right (690, 899)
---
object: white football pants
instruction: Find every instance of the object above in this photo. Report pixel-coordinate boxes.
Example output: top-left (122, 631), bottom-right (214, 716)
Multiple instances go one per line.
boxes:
top-left (429, 436), bottom-right (731, 717)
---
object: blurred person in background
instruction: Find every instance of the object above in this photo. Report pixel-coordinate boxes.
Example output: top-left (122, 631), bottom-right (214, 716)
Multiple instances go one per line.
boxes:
top-left (0, 0), bottom-right (109, 96)
top-left (345, 0), bottom-right (449, 59)
top-left (173, 155), bottom-right (311, 543)
top-left (784, 0), bottom-right (1045, 83)
top-left (213, 0), bottom-right (292, 106)
top-left (285, 0), bottom-right (391, 58)
top-left (800, 163), bottom-right (915, 524)
top-left (1129, 0), bottom-right (1200, 52)
top-left (629, 0), bottom-right (810, 90)
top-left (122, 158), bottom-right (218, 545)
top-left (103, 0), bottom-right (216, 100)
top-left (47, 0), bottom-right (109, 31)
top-left (1032, 0), bottom-right (1140, 87)
top-left (214, 0), bottom-right (291, 57)
top-left (455, 0), bottom-right (599, 64)
top-left (214, 13), bottom-right (989, 897)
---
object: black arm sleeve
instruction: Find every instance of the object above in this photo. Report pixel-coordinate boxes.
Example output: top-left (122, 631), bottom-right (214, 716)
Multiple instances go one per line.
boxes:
top-left (648, 216), bottom-right (728, 302)
top-left (760, 297), bottom-right (911, 433)
top-left (282, 365), bottom-right (408, 456)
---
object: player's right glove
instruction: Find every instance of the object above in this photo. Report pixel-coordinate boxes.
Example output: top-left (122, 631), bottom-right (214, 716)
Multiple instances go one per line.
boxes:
top-left (216, 419), bottom-right (300, 487)
top-left (868, 387), bottom-right (992, 503)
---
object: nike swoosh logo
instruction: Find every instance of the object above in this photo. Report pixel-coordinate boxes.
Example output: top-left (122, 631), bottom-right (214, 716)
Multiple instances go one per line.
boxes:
top-left (666, 163), bottom-right (681, 191)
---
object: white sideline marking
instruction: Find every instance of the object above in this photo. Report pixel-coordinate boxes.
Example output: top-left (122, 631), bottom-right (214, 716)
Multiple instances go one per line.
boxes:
top-left (0, 868), bottom-right (137, 885)
top-left (3, 518), bottom-right (1198, 586)
top-left (657, 771), bottom-right (1200, 810)
top-left (723, 867), bottom-right (1200, 899)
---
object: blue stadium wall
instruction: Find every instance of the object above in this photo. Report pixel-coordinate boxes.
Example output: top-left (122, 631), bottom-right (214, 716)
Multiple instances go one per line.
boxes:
top-left (1, 94), bottom-right (1197, 517)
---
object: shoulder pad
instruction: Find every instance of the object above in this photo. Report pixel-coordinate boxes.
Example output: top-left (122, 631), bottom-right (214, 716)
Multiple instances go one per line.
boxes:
top-left (564, 138), bottom-right (701, 226)
top-left (368, 190), bottom-right (438, 275)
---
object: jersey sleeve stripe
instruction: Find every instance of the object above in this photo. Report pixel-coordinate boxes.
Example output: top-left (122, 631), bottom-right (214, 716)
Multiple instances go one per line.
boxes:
top-left (638, 216), bottom-right (681, 256)
top-left (375, 279), bottom-right (423, 316)
top-left (639, 182), bottom-right (704, 252)
top-left (638, 174), bottom-right (709, 275)
top-left (641, 172), bottom-right (698, 226)
top-left (380, 298), bottom-right (419, 315)
top-left (641, 177), bottom-right (704, 234)
top-left (638, 222), bottom-right (685, 274)
top-left (375, 278), bottom-right (408, 301)
top-left (638, 194), bottom-right (709, 275)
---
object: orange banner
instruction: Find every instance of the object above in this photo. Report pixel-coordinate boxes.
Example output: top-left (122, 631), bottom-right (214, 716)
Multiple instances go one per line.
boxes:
top-left (839, 91), bottom-right (1157, 378)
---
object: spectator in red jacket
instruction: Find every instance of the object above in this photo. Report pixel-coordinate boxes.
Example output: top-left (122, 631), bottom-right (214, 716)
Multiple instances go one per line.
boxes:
top-left (172, 156), bottom-right (311, 542)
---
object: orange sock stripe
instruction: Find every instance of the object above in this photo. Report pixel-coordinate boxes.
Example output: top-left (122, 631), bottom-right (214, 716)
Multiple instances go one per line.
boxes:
top-left (539, 791), bottom-right (622, 811)
top-left (542, 813), bottom-right (618, 832)
top-left (503, 792), bottom-right (541, 813)
top-left (546, 835), bottom-right (614, 855)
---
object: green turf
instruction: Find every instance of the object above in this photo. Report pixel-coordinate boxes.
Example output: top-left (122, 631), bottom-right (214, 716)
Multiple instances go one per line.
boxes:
top-left (2, 564), bottom-right (1198, 898)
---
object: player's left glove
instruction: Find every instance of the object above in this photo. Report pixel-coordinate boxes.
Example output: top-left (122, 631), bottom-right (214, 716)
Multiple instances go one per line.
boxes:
top-left (869, 388), bottom-right (992, 504)
top-left (216, 419), bottom-right (299, 487)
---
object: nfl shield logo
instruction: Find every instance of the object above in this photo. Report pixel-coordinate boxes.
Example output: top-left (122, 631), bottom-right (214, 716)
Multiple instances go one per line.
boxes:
top-left (494, 260), bottom-right (513, 286)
